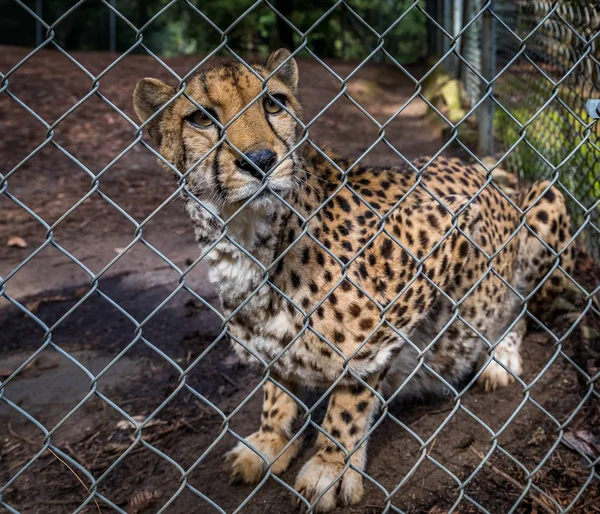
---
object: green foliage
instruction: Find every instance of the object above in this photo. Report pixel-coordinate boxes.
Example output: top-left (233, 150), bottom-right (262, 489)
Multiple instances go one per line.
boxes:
top-left (1, 0), bottom-right (427, 64)
top-left (495, 78), bottom-right (600, 188)
top-left (494, 81), bottom-right (600, 248)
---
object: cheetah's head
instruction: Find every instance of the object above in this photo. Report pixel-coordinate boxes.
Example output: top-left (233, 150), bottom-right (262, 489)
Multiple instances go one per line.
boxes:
top-left (133, 49), bottom-right (302, 214)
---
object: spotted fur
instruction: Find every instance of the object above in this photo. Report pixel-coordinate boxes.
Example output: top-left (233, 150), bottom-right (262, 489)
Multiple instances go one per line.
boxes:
top-left (133, 49), bottom-right (575, 512)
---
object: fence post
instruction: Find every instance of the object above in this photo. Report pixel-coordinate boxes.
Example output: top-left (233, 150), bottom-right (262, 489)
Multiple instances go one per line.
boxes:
top-left (459, 0), bottom-right (468, 83)
top-left (109, 0), bottom-right (116, 53)
top-left (443, 0), bottom-right (452, 71)
top-left (478, 0), bottom-right (496, 157)
top-left (453, 0), bottom-right (464, 78)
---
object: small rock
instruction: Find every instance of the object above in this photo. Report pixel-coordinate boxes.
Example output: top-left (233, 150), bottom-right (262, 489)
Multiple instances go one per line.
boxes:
top-left (440, 79), bottom-right (466, 111)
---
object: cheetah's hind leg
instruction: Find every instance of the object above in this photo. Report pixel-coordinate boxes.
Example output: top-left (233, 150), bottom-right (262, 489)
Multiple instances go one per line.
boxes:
top-left (478, 318), bottom-right (526, 392)
top-left (516, 181), bottom-right (576, 315)
top-left (478, 181), bottom-right (576, 392)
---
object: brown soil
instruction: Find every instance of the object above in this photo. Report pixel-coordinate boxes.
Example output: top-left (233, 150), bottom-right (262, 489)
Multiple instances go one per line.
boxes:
top-left (0, 46), bottom-right (598, 514)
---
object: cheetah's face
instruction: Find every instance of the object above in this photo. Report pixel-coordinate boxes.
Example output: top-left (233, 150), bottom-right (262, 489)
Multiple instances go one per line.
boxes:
top-left (133, 49), bottom-right (302, 213)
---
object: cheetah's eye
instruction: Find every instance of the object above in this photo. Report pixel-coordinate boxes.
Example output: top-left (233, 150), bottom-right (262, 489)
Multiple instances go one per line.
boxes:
top-left (264, 95), bottom-right (285, 115)
top-left (186, 109), bottom-right (215, 128)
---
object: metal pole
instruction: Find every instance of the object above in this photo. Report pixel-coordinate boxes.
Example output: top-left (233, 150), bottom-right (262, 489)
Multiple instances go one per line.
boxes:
top-left (35, 0), bottom-right (42, 46)
top-left (109, 0), bottom-right (116, 52)
top-left (478, 0), bottom-right (496, 156)
top-left (453, 0), bottom-right (464, 77)
top-left (459, 0), bottom-right (470, 82)
top-left (443, 0), bottom-right (452, 70)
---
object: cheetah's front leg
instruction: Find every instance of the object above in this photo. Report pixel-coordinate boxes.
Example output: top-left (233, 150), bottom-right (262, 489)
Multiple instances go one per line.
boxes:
top-left (295, 374), bottom-right (381, 513)
top-left (226, 380), bottom-right (302, 483)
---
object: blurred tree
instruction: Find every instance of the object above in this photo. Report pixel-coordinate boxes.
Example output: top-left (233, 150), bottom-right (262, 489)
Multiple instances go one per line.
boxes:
top-left (274, 0), bottom-right (295, 50)
top-left (0, 0), bottom-right (428, 64)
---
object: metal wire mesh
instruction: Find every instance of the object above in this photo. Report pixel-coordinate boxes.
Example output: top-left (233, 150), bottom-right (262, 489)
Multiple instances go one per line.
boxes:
top-left (0, 1), bottom-right (598, 513)
top-left (462, 0), bottom-right (600, 257)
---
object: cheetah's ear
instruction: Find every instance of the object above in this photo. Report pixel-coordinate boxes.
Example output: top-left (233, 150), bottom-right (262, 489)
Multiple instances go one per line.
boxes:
top-left (265, 49), bottom-right (298, 92)
top-left (133, 78), bottom-right (176, 143)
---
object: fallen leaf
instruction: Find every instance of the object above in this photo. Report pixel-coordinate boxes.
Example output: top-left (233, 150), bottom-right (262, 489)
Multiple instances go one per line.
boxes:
top-left (25, 299), bottom-right (42, 315)
top-left (116, 420), bottom-right (133, 430)
top-left (0, 360), bottom-right (36, 379)
top-left (128, 489), bottom-right (161, 514)
top-left (116, 415), bottom-right (145, 430)
top-left (527, 426), bottom-right (547, 446)
top-left (562, 430), bottom-right (600, 460)
top-left (25, 294), bottom-right (69, 315)
top-left (7, 236), bottom-right (27, 248)
top-left (116, 415), bottom-right (165, 430)
top-left (581, 324), bottom-right (600, 339)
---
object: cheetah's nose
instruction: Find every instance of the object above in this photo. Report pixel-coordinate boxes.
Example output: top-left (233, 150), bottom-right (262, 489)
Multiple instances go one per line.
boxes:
top-left (236, 149), bottom-right (277, 180)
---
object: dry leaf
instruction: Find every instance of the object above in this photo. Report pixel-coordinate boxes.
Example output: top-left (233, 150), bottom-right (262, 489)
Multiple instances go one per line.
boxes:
top-left (427, 508), bottom-right (447, 514)
top-left (581, 325), bottom-right (600, 339)
top-left (128, 489), bottom-right (161, 514)
top-left (0, 360), bottom-right (36, 379)
top-left (116, 415), bottom-right (145, 430)
top-left (116, 420), bottom-right (133, 430)
top-left (116, 415), bottom-right (165, 430)
top-left (25, 299), bottom-right (42, 315)
top-left (25, 294), bottom-right (69, 315)
top-left (563, 430), bottom-right (600, 459)
top-left (7, 236), bottom-right (27, 248)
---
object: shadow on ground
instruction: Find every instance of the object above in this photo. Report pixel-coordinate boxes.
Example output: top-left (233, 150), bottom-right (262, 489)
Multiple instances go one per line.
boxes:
top-left (1, 266), bottom-right (598, 513)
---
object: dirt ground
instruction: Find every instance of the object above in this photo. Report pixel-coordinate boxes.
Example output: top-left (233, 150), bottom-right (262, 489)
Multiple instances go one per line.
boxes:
top-left (0, 46), bottom-right (599, 514)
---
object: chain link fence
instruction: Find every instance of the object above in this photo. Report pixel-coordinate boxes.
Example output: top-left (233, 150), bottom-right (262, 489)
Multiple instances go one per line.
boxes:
top-left (1, 1), bottom-right (599, 513)
top-left (458, 0), bottom-right (600, 257)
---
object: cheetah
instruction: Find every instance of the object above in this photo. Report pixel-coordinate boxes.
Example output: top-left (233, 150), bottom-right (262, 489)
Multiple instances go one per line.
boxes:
top-left (133, 49), bottom-right (576, 512)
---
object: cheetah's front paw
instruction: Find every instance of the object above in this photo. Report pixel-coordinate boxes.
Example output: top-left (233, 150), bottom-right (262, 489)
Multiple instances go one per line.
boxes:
top-left (294, 455), bottom-right (363, 513)
top-left (226, 431), bottom-right (302, 484)
top-left (478, 344), bottom-right (522, 392)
